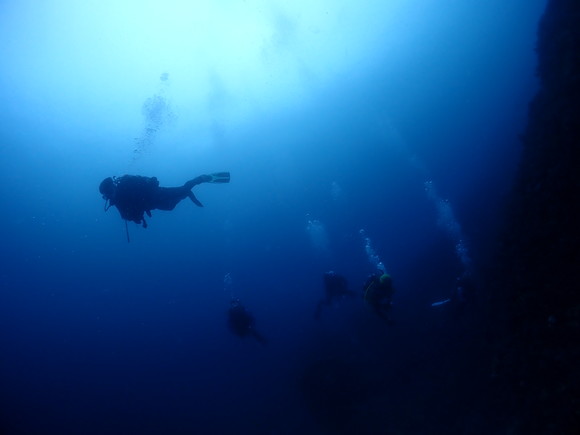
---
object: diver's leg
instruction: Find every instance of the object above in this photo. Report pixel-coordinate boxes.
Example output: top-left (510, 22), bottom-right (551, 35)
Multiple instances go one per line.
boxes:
top-left (183, 172), bottom-right (230, 206)
top-left (250, 329), bottom-right (268, 346)
top-left (374, 305), bottom-right (390, 321)
top-left (314, 295), bottom-right (333, 319)
top-left (184, 175), bottom-right (211, 190)
top-left (376, 304), bottom-right (395, 326)
top-left (314, 300), bottom-right (324, 320)
top-left (183, 176), bottom-right (211, 207)
top-left (153, 187), bottom-right (189, 210)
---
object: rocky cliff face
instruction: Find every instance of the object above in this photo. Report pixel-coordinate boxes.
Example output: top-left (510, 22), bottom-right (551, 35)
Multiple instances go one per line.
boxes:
top-left (489, 0), bottom-right (580, 431)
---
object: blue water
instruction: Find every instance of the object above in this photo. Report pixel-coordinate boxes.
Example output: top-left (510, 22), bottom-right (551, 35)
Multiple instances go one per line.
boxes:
top-left (0, 1), bottom-right (547, 433)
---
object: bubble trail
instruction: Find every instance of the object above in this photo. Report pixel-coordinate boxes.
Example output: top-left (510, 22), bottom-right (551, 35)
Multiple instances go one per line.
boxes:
top-left (359, 229), bottom-right (386, 273)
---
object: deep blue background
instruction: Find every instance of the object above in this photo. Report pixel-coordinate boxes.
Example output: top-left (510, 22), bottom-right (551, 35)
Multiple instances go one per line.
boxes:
top-left (0, 2), bottom-right (547, 433)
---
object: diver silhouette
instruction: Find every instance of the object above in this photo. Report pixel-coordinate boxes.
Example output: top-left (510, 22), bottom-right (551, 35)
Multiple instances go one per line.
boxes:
top-left (362, 272), bottom-right (395, 325)
top-left (227, 298), bottom-right (267, 346)
top-left (314, 271), bottom-right (355, 319)
top-left (99, 172), bottom-right (230, 239)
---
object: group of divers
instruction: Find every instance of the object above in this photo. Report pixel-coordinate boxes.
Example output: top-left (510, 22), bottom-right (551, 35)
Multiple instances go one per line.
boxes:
top-left (226, 270), bottom-right (395, 347)
top-left (99, 171), bottom-right (475, 346)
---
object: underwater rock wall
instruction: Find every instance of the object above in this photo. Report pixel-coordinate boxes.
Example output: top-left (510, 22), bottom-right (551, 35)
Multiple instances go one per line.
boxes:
top-left (490, 0), bottom-right (580, 431)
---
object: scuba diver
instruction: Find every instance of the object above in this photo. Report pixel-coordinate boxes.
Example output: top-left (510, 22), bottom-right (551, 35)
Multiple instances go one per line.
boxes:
top-left (362, 272), bottom-right (395, 325)
top-left (450, 270), bottom-right (477, 317)
top-left (431, 270), bottom-right (477, 317)
top-left (314, 271), bottom-right (355, 319)
top-left (227, 298), bottom-right (267, 346)
top-left (99, 172), bottom-right (230, 235)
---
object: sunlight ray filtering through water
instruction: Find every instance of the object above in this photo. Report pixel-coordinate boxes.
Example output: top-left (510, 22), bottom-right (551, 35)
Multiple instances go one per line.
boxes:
top-left (0, 0), bottom-right (404, 148)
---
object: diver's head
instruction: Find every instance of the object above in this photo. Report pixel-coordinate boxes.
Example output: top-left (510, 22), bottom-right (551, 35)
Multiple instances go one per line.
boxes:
top-left (379, 273), bottom-right (391, 284)
top-left (99, 177), bottom-right (115, 200)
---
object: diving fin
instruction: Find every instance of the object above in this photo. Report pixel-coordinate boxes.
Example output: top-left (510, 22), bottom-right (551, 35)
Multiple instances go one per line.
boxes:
top-left (208, 172), bottom-right (230, 183)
